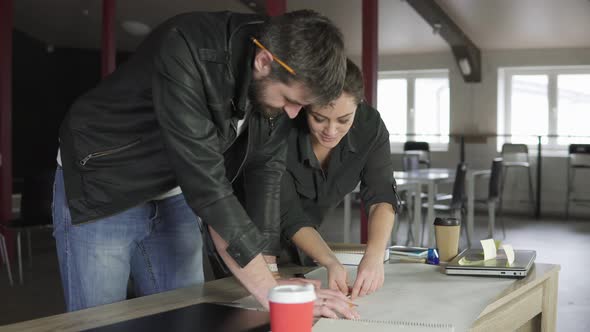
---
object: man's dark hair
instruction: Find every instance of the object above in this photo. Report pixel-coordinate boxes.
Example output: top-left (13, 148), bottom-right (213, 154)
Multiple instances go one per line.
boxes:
top-left (343, 59), bottom-right (364, 104)
top-left (259, 10), bottom-right (346, 106)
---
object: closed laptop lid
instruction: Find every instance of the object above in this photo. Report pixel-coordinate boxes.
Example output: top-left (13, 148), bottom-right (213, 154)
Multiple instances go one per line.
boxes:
top-left (446, 249), bottom-right (536, 271)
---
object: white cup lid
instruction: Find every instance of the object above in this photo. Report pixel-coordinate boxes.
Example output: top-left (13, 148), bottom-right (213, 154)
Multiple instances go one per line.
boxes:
top-left (268, 284), bottom-right (316, 304)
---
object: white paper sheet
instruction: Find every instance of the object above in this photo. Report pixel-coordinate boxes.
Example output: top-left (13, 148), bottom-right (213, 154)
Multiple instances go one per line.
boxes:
top-left (305, 264), bottom-right (514, 332)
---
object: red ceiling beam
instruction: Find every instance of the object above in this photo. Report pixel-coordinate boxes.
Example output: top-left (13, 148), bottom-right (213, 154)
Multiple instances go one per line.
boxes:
top-left (0, 0), bottom-right (13, 228)
top-left (101, 0), bottom-right (116, 78)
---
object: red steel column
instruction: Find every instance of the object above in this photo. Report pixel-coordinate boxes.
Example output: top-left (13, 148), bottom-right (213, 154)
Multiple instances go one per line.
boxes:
top-left (0, 0), bottom-right (13, 233)
top-left (266, 0), bottom-right (286, 16)
top-left (101, 0), bottom-right (116, 77)
top-left (362, 0), bottom-right (378, 107)
top-left (361, 0), bottom-right (378, 244)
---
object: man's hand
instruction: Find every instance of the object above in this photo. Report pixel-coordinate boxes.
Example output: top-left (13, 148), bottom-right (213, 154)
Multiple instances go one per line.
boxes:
top-left (350, 254), bottom-right (384, 300)
top-left (276, 276), bottom-right (358, 319)
top-left (313, 288), bottom-right (360, 320)
top-left (325, 261), bottom-right (349, 295)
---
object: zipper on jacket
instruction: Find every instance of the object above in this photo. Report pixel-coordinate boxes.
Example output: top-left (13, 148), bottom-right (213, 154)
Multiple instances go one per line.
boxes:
top-left (268, 117), bottom-right (275, 136)
top-left (79, 139), bottom-right (141, 166)
top-left (223, 100), bottom-right (240, 154)
top-left (230, 118), bottom-right (252, 184)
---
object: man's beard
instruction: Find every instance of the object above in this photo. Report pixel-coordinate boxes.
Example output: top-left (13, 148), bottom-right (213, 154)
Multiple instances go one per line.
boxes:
top-left (249, 77), bottom-right (283, 118)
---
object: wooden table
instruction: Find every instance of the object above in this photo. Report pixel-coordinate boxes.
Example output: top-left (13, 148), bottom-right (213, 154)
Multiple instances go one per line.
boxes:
top-left (0, 263), bottom-right (560, 332)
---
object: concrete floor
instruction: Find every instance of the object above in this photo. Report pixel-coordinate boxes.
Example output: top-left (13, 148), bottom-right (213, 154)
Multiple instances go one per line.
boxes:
top-left (1, 207), bottom-right (589, 331)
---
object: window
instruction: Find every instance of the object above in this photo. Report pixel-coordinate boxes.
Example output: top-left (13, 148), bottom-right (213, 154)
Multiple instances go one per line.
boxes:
top-left (557, 74), bottom-right (590, 145)
top-left (499, 67), bottom-right (590, 151)
top-left (377, 70), bottom-right (450, 149)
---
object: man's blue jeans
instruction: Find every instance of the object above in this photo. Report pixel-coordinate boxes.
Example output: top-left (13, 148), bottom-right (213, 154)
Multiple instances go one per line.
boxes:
top-left (52, 167), bottom-right (204, 311)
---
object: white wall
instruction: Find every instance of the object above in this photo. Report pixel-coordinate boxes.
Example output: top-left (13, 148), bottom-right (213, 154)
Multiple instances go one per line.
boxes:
top-left (356, 48), bottom-right (590, 218)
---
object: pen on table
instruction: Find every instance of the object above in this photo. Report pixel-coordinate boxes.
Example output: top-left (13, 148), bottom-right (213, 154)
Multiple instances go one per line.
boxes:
top-left (346, 288), bottom-right (359, 308)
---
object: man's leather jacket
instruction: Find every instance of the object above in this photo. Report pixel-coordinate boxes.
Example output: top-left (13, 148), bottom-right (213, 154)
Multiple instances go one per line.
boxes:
top-left (59, 12), bottom-right (286, 267)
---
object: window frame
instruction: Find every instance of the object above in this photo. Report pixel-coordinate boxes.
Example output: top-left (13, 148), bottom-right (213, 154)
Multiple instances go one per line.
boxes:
top-left (499, 66), bottom-right (590, 155)
top-left (378, 69), bottom-right (450, 152)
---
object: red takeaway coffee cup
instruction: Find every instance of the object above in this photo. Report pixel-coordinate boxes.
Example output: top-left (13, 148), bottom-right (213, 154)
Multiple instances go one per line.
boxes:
top-left (268, 283), bottom-right (316, 332)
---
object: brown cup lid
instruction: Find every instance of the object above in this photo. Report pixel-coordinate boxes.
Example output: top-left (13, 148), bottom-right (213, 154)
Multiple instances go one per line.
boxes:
top-left (433, 217), bottom-right (460, 226)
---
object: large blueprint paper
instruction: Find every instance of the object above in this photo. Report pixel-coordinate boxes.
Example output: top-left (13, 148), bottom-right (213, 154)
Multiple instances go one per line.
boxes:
top-left (306, 264), bottom-right (515, 332)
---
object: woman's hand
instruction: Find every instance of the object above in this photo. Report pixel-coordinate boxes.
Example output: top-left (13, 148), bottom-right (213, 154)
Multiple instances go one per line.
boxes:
top-left (325, 261), bottom-right (350, 295)
top-left (313, 288), bottom-right (360, 320)
top-left (350, 254), bottom-right (384, 299)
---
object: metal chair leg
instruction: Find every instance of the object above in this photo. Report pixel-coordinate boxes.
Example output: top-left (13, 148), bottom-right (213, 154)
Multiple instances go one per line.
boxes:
top-left (0, 234), bottom-right (14, 286)
top-left (497, 200), bottom-right (506, 239)
top-left (487, 201), bottom-right (495, 239)
top-left (27, 229), bottom-right (32, 268)
top-left (17, 231), bottom-right (23, 285)
top-left (527, 166), bottom-right (535, 216)
top-left (0, 235), bottom-right (4, 265)
top-left (498, 166), bottom-right (507, 215)
top-left (419, 212), bottom-right (426, 248)
top-left (566, 164), bottom-right (571, 220)
top-left (455, 209), bottom-right (470, 248)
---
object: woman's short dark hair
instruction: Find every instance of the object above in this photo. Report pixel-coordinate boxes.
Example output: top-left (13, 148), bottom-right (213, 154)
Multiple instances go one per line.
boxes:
top-left (259, 10), bottom-right (347, 106)
top-left (343, 59), bottom-right (364, 105)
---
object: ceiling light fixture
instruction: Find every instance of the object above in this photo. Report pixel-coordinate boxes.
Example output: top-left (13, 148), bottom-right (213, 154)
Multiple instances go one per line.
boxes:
top-left (458, 58), bottom-right (471, 76)
top-left (121, 20), bottom-right (151, 37)
top-left (432, 23), bottom-right (442, 35)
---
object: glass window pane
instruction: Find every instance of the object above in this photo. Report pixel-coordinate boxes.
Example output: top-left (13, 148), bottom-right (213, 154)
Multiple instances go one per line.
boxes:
top-left (415, 78), bottom-right (449, 143)
top-left (377, 79), bottom-right (407, 142)
top-left (557, 74), bottom-right (590, 145)
top-left (510, 75), bottom-right (548, 144)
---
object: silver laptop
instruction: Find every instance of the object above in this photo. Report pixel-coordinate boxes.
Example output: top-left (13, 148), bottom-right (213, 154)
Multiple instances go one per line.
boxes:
top-left (445, 248), bottom-right (536, 277)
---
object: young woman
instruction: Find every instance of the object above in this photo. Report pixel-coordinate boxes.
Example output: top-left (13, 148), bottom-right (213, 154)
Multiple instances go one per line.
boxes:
top-left (278, 60), bottom-right (399, 300)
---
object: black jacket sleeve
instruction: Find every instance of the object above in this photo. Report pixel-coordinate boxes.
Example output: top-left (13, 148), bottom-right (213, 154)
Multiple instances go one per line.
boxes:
top-left (152, 30), bottom-right (267, 267)
top-left (242, 114), bottom-right (290, 256)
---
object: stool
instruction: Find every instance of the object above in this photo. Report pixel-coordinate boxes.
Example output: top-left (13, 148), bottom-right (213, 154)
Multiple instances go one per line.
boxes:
top-left (566, 144), bottom-right (590, 219)
top-left (403, 141), bottom-right (431, 168)
top-left (0, 232), bottom-right (14, 286)
top-left (499, 143), bottom-right (535, 215)
top-left (4, 170), bottom-right (54, 284)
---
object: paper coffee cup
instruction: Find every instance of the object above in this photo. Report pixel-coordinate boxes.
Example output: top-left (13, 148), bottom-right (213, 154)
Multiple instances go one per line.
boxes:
top-left (268, 284), bottom-right (316, 332)
top-left (434, 217), bottom-right (461, 262)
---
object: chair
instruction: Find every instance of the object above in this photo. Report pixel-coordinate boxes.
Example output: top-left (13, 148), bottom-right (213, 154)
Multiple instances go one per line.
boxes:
top-left (0, 232), bottom-right (14, 286)
top-left (2, 170), bottom-right (54, 284)
top-left (498, 143), bottom-right (535, 215)
top-left (391, 186), bottom-right (414, 246)
top-left (403, 141), bottom-right (431, 168)
top-left (566, 144), bottom-right (590, 219)
top-left (474, 158), bottom-right (504, 239)
top-left (421, 163), bottom-right (469, 247)
top-left (401, 153), bottom-right (420, 171)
